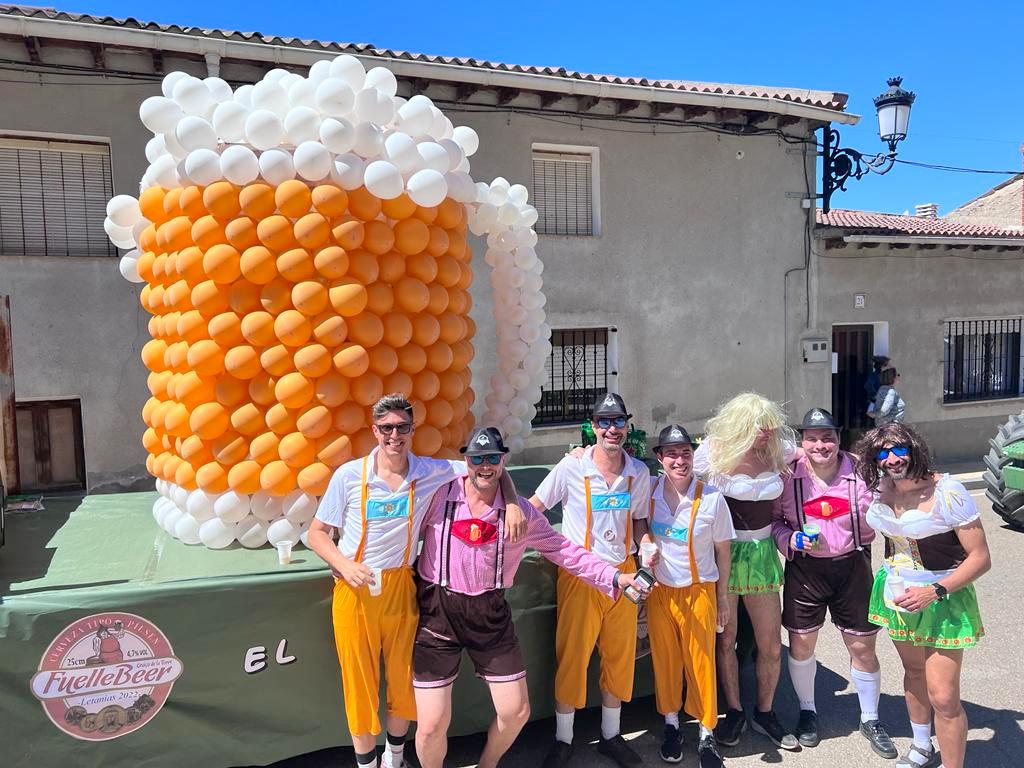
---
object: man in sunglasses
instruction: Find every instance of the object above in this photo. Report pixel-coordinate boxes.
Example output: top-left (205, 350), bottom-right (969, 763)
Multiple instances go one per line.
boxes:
top-left (308, 394), bottom-right (526, 768)
top-left (771, 408), bottom-right (895, 758)
top-left (529, 392), bottom-right (653, 768)
top-left (412, 426), bottom-right (649, 768)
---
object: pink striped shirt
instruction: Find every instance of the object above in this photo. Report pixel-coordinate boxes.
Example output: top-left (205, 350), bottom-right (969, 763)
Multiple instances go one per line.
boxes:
top-left (417, 477), bottom-right (620, 597)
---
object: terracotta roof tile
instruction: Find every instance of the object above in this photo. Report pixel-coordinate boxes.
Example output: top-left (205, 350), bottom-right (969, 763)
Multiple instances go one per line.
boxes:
top-left (817, 208), bottom-right (1024, 238)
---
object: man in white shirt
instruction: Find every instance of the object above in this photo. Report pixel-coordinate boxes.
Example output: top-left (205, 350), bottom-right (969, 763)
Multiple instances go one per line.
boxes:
top-left (308, 393), bottom-right (523, 768)
top-left (529, 392), bottom-right (653, 768)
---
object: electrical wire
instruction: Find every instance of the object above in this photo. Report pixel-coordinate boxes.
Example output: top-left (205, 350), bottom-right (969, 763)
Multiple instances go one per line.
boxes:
top-left (893, 158), bottom-right (1020, 175)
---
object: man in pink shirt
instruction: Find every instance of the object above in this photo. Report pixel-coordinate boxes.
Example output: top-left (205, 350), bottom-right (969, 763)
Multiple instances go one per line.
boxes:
top-left (771, 408), bottom-right (895, 758)
top-left (412, 426), bottom-right (648, 768)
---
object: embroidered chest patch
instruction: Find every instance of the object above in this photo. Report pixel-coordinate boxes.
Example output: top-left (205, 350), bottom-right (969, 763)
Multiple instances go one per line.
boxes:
top-left (651, 521), bottom-right (689, 542)
top-left (366, 495), bottom-right (410, 520)
top-left (802, 495), bottom-right (850, 520)
top-left (590, 491), bottom-right (630, 511)
top-left (451, 518), bottom-right (498, 546)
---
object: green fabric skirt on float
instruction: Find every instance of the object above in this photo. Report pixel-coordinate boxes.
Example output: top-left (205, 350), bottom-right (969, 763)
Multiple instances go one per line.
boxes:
top-left (728, 538), bottom-right (784, 594)
top-left (868, 567), bottom-right (985, 648)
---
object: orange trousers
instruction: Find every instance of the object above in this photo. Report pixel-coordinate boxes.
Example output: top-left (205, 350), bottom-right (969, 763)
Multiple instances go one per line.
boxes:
top-left (331, 567), bottom-right (417, 736)
top-left (648, 581), bottom-right (718, 728)
top-left (554, 556), bottom-right (638, 709)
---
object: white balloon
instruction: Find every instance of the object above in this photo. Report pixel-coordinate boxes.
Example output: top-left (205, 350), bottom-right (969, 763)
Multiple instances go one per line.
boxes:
top-left (176, 116), bottom-right (218, 152)
top-left (184, 149), bottom-right (223, 186)
top-left (264, 68), bottom-right (291, 85)
top-left (522, 273), bottom-right (543, 293)
top-left (498, 202), bottom-right (520, 225)
top-left (220, 145), bottom-right (259, 185)
top-left (119, 253), bottom-right (142, 282)
top-left (316, 78), bottom-right (356, 117)
top-left (282, 490), bottom-right (319, 523)
top-left (445, 172), bottom-right (476, 203)
top-left (510, 369), bottom-right (531, 390)
top-left (506, 305), bottom-right (528, 326)
top-left (212, 101), bottom-right (249, 143)
top-left (204, 76), bottom-right (233, 103)
top-left (162, 129), bottom-right (187, 160)
top-left (245, 110), bottom-right (285, 151)
top-left (475, 182), bottom-right (491, 203)
top-left (497, 230), bottom-right (518, 251)
top-left (107, 195), bottom-right (141, 227)
top-left (139, 96), bottom-right (183, 133)
top-left (145, 135), bottom-right (167, 164)
top-left (509, 397), bottom-right (530, 418)
top-left (452, 125), bottom-right (480, 156)
top-left (163, 507), bottom-right (184, 535)
top-left (104, 218), bottom-right (135, 249)
top-left (514, 247), bottom-right (538, 270)
top-left (476, 203), bottom-right (498, 229)
top-left (508, 184), bottom-right (529, 205)
top-left (250, 492), bottom-right (283, 522)
top-left (173, 76), bottom-right (215, 117)
top-left (258, 148), bottom-right (296, 185)
top-left (455, 156), bottom-right (471, 173)
top-left (416, 142), bottom-right (450, 174)
top-left (520, 324), bottom-right (542, 344)
top-left (352, 122), bottom-right (384, 158)
top-left (308, 59), bottom-right (333, 83)
top-left (161, 71), bottom-right (189, 99)
top-left (186, 490), bottom-right (218, 522)
top-left (175, 514), bottom-right (203, 545)
top-left (523, 353), bottom-right (546, 375)
top-left (237, 516), bottom-right (269, 548)
top-left (508, 339), bottom-right (529, 361)
top-left (438, 139), bottom-right (463, 171)
top-left (429, 107), bottom-right (449, 140)
top-left (234, 84), bottom-right (255, 108)
top-left (384, 132), bottom-right (421, 174)
top-left (330, 55), bottom-right (366, 90)
top-left (507, 435), bottom-right (525, 453)
top-left (488, 178), bottom-right (511, 206)
top-left (363, 66), bottom-right (398, 97)
top-left (521, 291), bottom-right (545, 310)
top-left (407, 169), bottom-right (448, 207)
top-left (267, 518), bottom-right (301, 546)
top-left (152, 498), bottom-right (173, 527)
top-left (252, 80), bottom-right (290, 117)
top-left (516, 227), bottom-right (538, 248)
top-left (175, 157), bottom-right (194, 187)
top-left (320, 117), bottom-right (356, 154)
top-left (355, 87), bottom-right (395, 125)
top-left (214, 490), bottom-right (251, 523)
top-left (364, 160), bottom-right (404, 200)
top-left (331, 153), bottom-right (366, 190)
top-left (294, 141), bottom-right (333, 181)
top-left (284, 106), bottom-right (321, 144)
top-left (199, 517), bottom-right (236, 549)
top-left (397, 95), bottom-right (434, 138)
top-left (279, 73), bottom-right (303, 92)
top-left (288, 78), bottom-right (318, 109)
top-left (502, 415), bottom-right (524, 437)
top-left (520, 206), bottom-right (539, 227)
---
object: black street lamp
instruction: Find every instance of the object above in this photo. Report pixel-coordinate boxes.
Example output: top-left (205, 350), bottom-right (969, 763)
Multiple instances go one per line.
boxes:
top-left (820, 77), bottom-right (916, 213)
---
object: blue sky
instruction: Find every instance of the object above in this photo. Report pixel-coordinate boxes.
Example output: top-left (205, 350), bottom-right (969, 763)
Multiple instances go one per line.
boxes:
top-left (72, 0), bottom-right (1024, 215)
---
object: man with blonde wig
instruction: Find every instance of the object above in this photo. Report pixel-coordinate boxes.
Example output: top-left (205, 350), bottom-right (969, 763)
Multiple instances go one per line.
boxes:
top-left (694, 393), bottom-right (798, 750)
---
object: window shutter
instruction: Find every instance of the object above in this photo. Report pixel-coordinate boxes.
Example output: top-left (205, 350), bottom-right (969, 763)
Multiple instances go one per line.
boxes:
top-left (0, 138), bottom-right (116, 258)
top-left (531, 151), bottom-right (593, 236)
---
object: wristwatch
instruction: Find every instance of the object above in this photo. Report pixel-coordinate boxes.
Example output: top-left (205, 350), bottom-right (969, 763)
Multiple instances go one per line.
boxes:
top-left (932, 582), bottom-right (948, 600)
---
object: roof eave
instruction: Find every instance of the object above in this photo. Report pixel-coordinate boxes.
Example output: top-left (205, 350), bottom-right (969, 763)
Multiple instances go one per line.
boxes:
top-left (841, 234), bottom-right (1024, 247)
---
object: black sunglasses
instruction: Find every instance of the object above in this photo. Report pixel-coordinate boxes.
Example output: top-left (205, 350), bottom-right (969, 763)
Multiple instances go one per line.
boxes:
top-left (469, 454), bottom-right (503, 466)
top-left (375, 422), bottom-right (413, 435)
top-left (596, 416), bottom-right (627, 429)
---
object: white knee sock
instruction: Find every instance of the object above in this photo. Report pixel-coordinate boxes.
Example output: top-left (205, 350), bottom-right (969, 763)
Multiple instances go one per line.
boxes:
top-left (850, 666), bottom-right (881, 722)
top-left (699, 724), bottom-right (714, 739)
top-left (555, 710), bottom-right (575, 744)
top-left (380, 734), bottom-right (404, 768)
top-left (664, 712), bottom-right (679, 728)
top-left (911, 720), bottom-right (933, 750)
top-left (601, 705), bottom-right (621, 740)
top-left (788, 653), bottom-right (817, 712)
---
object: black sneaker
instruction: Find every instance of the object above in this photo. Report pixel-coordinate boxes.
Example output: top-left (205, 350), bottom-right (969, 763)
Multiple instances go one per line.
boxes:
top-left (751, 710), bottom-right (799, 751)
top-left (796, 709), bottom-right (819, 748)
top-left (541, 740), bottom-right (574, 768)
top-left (660, 724), bottom-right (682, 763)
top-left (596, 734), bottom-right (643, 767)
top-left (698, 734), bottom-right (724, 768)
top-left (713, 709), bottom-right (746, 747)
top-left (860, 719), bottom-right (898, 759)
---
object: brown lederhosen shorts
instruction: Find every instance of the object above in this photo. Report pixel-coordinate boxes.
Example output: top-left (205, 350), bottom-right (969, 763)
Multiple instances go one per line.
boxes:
top-left (782, 549), bottom-right (878, 636)
top-left (412, 574), bottom-right (526, 688)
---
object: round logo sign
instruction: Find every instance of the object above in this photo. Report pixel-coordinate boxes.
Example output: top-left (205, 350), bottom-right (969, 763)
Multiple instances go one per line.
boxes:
top-left (29, 612), bottom-right (183, 741)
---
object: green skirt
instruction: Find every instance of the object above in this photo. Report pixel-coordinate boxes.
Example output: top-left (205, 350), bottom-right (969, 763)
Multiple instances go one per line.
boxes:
top-left (728, 537), bottom-right (784, 595)
top-left (868, 567), bottom-right (984, 649)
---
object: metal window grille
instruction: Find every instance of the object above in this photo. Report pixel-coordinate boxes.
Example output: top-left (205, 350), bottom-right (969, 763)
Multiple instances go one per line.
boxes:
top-left (533, 328), bottom-right (609, 426)
top-left (531, 150), bottom-right (593, 236)
top-left (0, 138), bottom-right (116, 257)
top-left (943, 318), bottom-right (1022, 402)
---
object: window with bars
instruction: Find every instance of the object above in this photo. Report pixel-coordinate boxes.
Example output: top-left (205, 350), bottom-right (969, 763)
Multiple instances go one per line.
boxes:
top-left (533, 328), bottom-right (609, 426)
top-left (0, 137), bottom-right (116, 258)
top-left (531, 148), bottom-right (595, 236)
top-left (943, 318), bottom-right (1022, 403)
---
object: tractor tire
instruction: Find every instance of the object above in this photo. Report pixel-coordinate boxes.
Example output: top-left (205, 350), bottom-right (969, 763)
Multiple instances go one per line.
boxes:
top-left (983, 412), bottom-right (1024, 530)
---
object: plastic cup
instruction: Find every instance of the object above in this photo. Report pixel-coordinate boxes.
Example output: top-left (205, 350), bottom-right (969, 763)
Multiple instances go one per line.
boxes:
top-left (640, 542), bottom-right (658, 568)
top-left (275, 540), bottom-right (293, 565)
top-left (368, 566), bottom-right (383, 597)
top-left (889, 575), bottom-right (906, 598)
top-left (802, 523), bottom-right (821, 539)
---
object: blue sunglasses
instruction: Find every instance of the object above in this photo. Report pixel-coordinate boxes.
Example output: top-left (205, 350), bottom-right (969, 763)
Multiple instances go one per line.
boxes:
top-left (596, 416), bottom-right (627, 429)
top-left (876, 445), bottom-right (910, 461)
top-left (469, 454), bottom-right (504, 466)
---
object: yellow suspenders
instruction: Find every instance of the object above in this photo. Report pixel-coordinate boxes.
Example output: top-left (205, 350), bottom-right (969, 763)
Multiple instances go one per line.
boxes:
top-left (650, 477), bottom-right (705, 583)
top-left (353, 454), bottom-right (417, 565)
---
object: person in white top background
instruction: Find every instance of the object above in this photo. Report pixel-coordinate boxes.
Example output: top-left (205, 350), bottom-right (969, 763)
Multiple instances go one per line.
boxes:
top-left (530, 392), bottom-right (653, 768)
top-left (308, 393), bottom-right (524, 768)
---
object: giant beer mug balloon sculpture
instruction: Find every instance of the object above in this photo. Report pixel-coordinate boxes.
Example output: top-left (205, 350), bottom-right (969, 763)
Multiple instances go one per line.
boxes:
top-left (105, 57), bottom-right (550, 549)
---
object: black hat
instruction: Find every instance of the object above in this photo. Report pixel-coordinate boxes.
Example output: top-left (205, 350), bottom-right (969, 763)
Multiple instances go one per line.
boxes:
top-left (592, 392), bottom-right (631, 420)
top-left (655, 424), bottom-right (697, 451)
top-left (797, 408), bottom-right (841, 432)
top-left (460, 426), bottom-right (510, 456)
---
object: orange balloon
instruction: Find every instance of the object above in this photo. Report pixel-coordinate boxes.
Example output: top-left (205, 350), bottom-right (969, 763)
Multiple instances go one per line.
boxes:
top-left (165, 280), bottom-right (193, 311)
top-left (382, 313), bottom-right (413, 347)
top-left (147, 370), bottom-right (171, 398)
top-left (333, 401), bottom-right (365, 433)
top-left (175, 460), bottom-right (198, 490)
top-left (137, 250), bottom-right (157, 283)
top-left (425, 341), bottom-right (454, 373)
top-left (351, 373), bottom-right (384, 407)
top-left (298, 462), bottom-right (333, 495)
top-left (257, 215), bottom-right (297, 252)
top-left (406, 252), bottom-right (438, 283)
top-left (362, 220), bottom-right (394, 256)
top-left (212, 431), bottom-right (249, 465)
top-left (180, 434), bottom-right (214, 465)
top-left (240, 245), bottom-right (278, 284)
top-left (249, 431), bottom-right (281, 464)
top-left (163, 402), bottom-right (191, 438)
top-left (224, 345), bottom-right (262, 379)
top-left (291, 281), bottom-right (329, 316)
top-left (163, 188), bottom-right (184, 218)
top-left (141, 338), bottom-right (169, 371)
top-left (266, 403), bottom-right (298, 436)
top-left (394, 277), bottom-right (429, 313)
top-left (365, 283), bottom-right (395, 314)
top-left (383, 370), bottom-right (414, 397)
top-left (436, 198), bottom-right (464, 229)
top-left (426, 226), bottom-right (450, 258)
top-left (312, 185), bottom-right (348, 217)
top-left (197, 461), bottom-right (230, 493)
top-left (225, 216), bottom-right (260, 251)
top-left (447, 288), bottom-right (470, 315)
top-left (446, 229), bottom-right (468, 261)
top-left (139, 186), bottom-right (168, 224)
top-left (456, 262), bottom-right (473, 290)
top-left (240, 183), bottom-right (276, 219)
top-left (313, 245), bottom-right (349, 279)
top-left (351, 428), bottom-right (377, 457)
top-left (191, 281), bottom-right (231, 317)
top-left (463, 315), bottom-right (477, 340)
top-left (411, 314), bottom-right (441, 347)
top-left (311, 312), bottom-right (348, 346)
top-left (215, 376), bottom-right (250, 408)
top-left (394, 218), bottom-right (430, 256)
top-left (296, 404), bottom-right (332, 439)
top-left (177, 246), bottom-right (206, 284)
top-left (260, 279), bottom-right (293, 314)
top-left (314, 372), bottom-right (350, 408)
top-left (204, 181), bottom-right (242, 220)
top-left (438, 370), bottom-right (465, 401)
top-left (260, 460), bottom-right (297, 496)
top-left (438, 313), bottom-right (466, 344)
top-left (377, 251), bottom-right (405, 284)
top-left (187, 339), bottom-right (225, 376)
top-left (294, 212), bottom-right (330, 250)
top-left (275, 371), bottom-right (315, 409)
top-left (381, 193), bottom-right (417, 220)
top-left (332, 217), bottom-right (364, 250)
top-left (348, 187), bottom-right (382, 221)
top-left (165, 216), bottom-right (196, 251)
top-left (260, 343), bottom-right (294, 376)
top-left (231, 402), bottom-right (266, 435)
top-left (228, 461), bottom-right (263, 494)
top-left (165, 341), bottom-right (189, 372)
top-left (412, 424), bottom-right (443, 455)
top-left (179, 186), bottom-right (206, 220)
top-left (151, 252), bottom-right (168, 281)
top-left (249, 373), bottom-right (278, 406)
top-left (190, 402), bottom-right (229, 440)
top-left (396, 344), bottom-right (427, 375)
top-left (279, 432), bottom-right (317, 468)
top-left (426, 282), bottom-right (449, 315)
top-left (412, 205), bottom-right (438, 225)
top-left (191, 215), bottom-right (227, 251)
top-left (333, 342), bottom-right (370, 377)
top-left (274, 310), bottom-right (312, 347)
top-left (275, 179), bottom-right (312, 218)
top-left (293, 343), bottom-right (332, 377)
top-left (368, 345), bottom-right (399, 376)
top-left (426, 399), bottom-right (454, 429)
top-left (413, 370), bottom-right (441, 401)
top-left (276, 247), bottom-right (315, 282)
top-left (208, 311), bottom-right (244, 347)
top-left (176, 371), bottom-right (215, 409)
top-left (240, 311), bottom-right (276, 346)
top-left (434, 255), bottom-right (460, 289)
top-left (347, 313), bottom-right (384, 348)
top-left (451, 340), bottom-right (474, 370)
top-left (347, 249), bottom-right (380, 284)
top-left (329, 281), bottom-right (368, 316)
top-left (162, 455), bottom-right (183, 482)
top-left (317, 433), bottom-right (353, 467)
top-left (228, 282), bottom-right (261, 315)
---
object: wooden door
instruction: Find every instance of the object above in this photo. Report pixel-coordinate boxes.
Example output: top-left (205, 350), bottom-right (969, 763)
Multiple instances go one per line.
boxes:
top-left (832, 325), bottom-right (874, 436)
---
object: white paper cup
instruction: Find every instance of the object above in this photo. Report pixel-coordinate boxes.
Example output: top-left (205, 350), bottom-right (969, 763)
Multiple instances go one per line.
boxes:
top-left (640, 542), bottom-right (658, 568)
top-left (889, 575), bottom-right (906, 597)
top-left (368, 566), bottom-right (383, 597)
top-left (275, 540), bottom-right (293, 565)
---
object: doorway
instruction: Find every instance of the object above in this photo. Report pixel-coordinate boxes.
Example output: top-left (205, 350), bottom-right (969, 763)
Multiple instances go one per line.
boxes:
top-left (832, 325), bottom-right (874, 441)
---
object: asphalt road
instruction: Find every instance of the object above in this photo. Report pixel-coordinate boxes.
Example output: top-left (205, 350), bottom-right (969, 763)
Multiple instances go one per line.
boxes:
top-left (262, 489), bottom-right (1024, 768)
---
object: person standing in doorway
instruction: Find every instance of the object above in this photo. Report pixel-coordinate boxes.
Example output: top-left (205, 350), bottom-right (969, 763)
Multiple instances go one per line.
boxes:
top-left (870, 368), bottom-right (905, 426)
